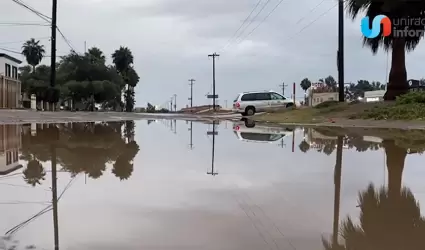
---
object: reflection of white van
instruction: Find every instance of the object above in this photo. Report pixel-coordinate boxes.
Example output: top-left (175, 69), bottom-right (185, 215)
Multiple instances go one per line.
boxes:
top-left (232, 120), bottom-right (293, 143)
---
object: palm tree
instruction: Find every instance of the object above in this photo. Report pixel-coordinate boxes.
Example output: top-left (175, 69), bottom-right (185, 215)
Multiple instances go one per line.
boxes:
top-left (112, 46), bottom-right (135, 112)
top-left (298, 140), bottom-right (310, 153)
top-left (86, 47), bottom-right (105, 64)
top-left (300, 78), bottom-right (312, 105)
top-left (346, 1), bottom-right (425, 100)
top-left (23, 159), bottom-right (46, 187)
top-left (21, 38), bottom-right (46, 72)
top-left (112, 46), bottom-right (134, 73)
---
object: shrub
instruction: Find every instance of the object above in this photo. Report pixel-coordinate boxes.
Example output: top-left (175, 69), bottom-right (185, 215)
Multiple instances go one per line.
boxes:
top-left (315, 100), bottom-right (339, 109)
top-left (396, 92), bottom-right (425, 105)
top-left (357, 103), bottom-right (425, 120)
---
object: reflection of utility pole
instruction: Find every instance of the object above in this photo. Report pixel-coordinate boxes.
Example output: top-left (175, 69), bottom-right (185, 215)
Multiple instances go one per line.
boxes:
top-left (332, 136), bottom-right (343, 247)
top-left (188, 121), bottom-right (194, 149)
top-left (292, 130), bottom-right (295, 152)
top-left (208, 53), bottom-right (219, 111)
top-left (188, 79), bottom-right (195, 111)
top-left (279, 82), bottom-right (288, 96)
top-left (207, 121), bottom-right (218, 176)
top-left (173, 120), bottom-right (177, 134)
top-left (51, 144), bottom-right (59, 250)
top-left (278, 139), bottom-right (286, 148)
top-left (170, 119), bottom-right (173, 131)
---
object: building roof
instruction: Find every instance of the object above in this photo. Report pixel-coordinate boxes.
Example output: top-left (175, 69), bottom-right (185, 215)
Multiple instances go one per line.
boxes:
top-left (364, 90), bottom-right (386, 98)
top-left (0, 53), bottom-right (22, 64)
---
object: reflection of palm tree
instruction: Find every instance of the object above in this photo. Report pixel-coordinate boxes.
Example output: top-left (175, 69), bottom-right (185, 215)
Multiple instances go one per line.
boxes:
top-left (298, 140), bottom-right (310, 153)
top-left (323, 139), bottom-right (418, 250)
top-left (383, 140), bottom-right (407, 198)
top-left (23, 159), bottom-right (46, 186)
top-left (324, 184), bottom-right (425, 250)
top-left (112, 155), bottom-right (133, 180)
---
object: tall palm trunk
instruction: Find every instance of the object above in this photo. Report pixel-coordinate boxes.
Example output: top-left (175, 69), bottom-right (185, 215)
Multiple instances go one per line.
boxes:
top-left (383, 140), bottom-right (407, 199)
top-left (384, 38), bottom-right (409, 100)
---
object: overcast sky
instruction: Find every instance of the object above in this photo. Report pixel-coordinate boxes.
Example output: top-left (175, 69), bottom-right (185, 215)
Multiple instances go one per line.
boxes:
top-left (2, 0), bottom-right (425, 108)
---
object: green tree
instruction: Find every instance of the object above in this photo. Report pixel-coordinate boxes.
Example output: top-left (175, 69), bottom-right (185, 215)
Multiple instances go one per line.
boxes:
top-left (346, 1), bottom-right (425, 100)
top-left (21, 38), bottom-right (46, 72)
top-left (324, 76), bottom-right (337, 91)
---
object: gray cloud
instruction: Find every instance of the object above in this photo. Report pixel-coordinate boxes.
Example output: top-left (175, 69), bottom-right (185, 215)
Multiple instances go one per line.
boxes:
top-left (1, 0), bottom-right (425, 107)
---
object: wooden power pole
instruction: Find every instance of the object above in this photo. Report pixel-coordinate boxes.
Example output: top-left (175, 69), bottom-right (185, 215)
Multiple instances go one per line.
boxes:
top-left (208, 53), bottom-right (219, 111)
top-left (188, 79), bottom-right (195, 111)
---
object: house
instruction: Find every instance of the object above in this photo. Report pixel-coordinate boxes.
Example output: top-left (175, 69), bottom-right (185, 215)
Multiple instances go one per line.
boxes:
top-left (308, 92), bottom-right (339, 107)
top-left (0, 124), bottom-right (22, 175)
top-left (0, 53), bottom-right (22, 108)
top-left (408, 79), bottom-right (425, 92)
top-left (364, 90), bottom-right (385, 102)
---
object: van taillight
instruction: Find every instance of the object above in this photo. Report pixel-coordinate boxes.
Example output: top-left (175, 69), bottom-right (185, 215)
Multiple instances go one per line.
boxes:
top-left (235, 125), bottom-right (240, 130)
top-left (235, 102), bottom-right (240, 108)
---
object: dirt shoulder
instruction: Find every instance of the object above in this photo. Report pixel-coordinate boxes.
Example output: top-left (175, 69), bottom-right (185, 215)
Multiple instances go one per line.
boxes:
top-left (252, 102), bottom-right (425, 130)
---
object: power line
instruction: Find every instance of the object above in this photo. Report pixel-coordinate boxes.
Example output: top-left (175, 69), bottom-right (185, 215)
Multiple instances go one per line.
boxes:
top-left (220, 0), bottom-right (264, 52)
top-left (235, 0), bottom-right (288, 46)
top-left (295, 0), bottom-right (326, 24)
top-left (227, 0), bottom-right (273, 49)
top-left (57, 27), bottom-right (76, 52)
top-left (10, 0), bottom-right (77, 53)
top-left (0, 37), bottom-right (50, 45)
top-left (280, 2), bottom-right (337, 45)
top-left (0, 22), bottom-right (50, 27)
top-left (11, 0), bottom-right (51, 22)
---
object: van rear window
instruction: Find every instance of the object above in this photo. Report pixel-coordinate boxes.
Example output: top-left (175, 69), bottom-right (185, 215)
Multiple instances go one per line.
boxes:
top-left (241, 93), bottom-right (256, 101)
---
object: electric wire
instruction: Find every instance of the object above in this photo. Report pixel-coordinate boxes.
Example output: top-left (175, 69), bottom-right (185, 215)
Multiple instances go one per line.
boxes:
top-left (0, 22), bottom-right (50, 27)
top-left (226, 0), bottom-right (273, 50)
top-left (280, 2), bottom-right (337, 45)
top-left (235, 0), bottom-right (288, 46)
top-left (295, 0), bottom-right (326, 24)
top-left (220, 0), bottom-right (264, 51)
top-left (11, 0), bottom-right (51, 22)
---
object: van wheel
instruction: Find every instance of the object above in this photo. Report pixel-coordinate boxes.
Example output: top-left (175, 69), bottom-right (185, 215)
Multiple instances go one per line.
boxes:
top-left (245, 106), bottom-right (256, 116)
top-left (286, 103), bottom-right (294, 108)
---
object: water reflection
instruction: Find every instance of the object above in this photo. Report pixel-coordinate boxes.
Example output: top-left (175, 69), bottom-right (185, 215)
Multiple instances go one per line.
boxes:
top-left (207, 121), bottom-right (218, 176)
top-left (188, 121), bottom-right (194, 150)
top-left (20, 122), bottom-right (140, 183)
top-left (323, 134), bottom-right (425, 250)
top-left (1, 120), bottom-right (425, 249)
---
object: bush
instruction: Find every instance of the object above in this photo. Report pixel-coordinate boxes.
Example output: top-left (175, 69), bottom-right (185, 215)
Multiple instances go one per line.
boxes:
top-left (357, 103), bottom-right (425, 120)
top-left (396, 92), bottom-right (425, 105)
top-left (315, 100), bottom-right (339, 109)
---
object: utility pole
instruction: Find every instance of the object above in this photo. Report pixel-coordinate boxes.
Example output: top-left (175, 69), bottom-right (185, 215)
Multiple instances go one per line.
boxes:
top-left (338, 0), bottom-right (344, 102)
top-left (279, 82), bottom-right (288, 96)
top-left (278, 139), bottom-right (285, 148)
top-left (188, 79), bottom-right (195, 111)
top-left (173, 94), bottom-right (177, 112)
top-left (49, 0), bottom-right (58, 112)
top-left (170, 97), bottom-right (173, 112)
top-left (84, 41), bottom-right (87, 53)
top-left (208, 53), bottom-right (219, 111)
top-left (224, 100), bottom-right (228, 108)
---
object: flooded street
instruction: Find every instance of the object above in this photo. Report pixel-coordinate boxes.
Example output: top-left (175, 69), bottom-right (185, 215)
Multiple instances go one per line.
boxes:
top-left (0, 120), bottom-right (425, 250)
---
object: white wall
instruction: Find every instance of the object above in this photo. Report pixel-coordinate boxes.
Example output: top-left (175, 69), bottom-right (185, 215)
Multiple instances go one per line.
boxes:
top-left (0, 57), bottom-right (6, 75)
top-left (0, 56), bottom-right (20, 76)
